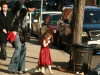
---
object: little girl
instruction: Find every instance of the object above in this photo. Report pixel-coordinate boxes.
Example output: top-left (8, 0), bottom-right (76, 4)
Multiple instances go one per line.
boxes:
top-left (39, 31), bottom-right (53, 75)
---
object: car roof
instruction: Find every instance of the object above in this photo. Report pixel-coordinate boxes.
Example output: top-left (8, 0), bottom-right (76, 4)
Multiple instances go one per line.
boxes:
top-left (85, 6), bottom-right (100, 12)
top-left (85, 6), bottom-right (100, 9)
top-left (64, 6), bottom-right (100, 12)
top-left (48, 13), bottom-right (61, 16)
top-left (41, 11), bottom-right (62, 14)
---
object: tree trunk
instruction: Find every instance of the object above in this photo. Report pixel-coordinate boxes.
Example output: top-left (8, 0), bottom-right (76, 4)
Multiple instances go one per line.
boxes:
top-left (72, 0), bottom-right (85, 44)
top-left (94, 0), bottom-right (97, 6)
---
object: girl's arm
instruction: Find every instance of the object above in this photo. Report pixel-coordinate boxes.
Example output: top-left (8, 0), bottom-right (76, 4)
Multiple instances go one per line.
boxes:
top-left (43, 39), bottom-right (50, 47)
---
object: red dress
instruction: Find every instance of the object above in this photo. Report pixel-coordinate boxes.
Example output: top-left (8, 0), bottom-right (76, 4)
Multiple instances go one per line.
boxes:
top-left (39, 40), bottom-right (53, 66)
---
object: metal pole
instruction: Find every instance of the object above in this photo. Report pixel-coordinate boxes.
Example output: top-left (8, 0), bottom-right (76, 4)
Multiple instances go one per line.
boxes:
top-left (39, 0), bottom-right (43, 42)
top-left (94, 0), bottom-right (96, 6)
top-left (29, 12), bottom-right (32, 35)
top-left (40, 0), bottom-right (43, 28)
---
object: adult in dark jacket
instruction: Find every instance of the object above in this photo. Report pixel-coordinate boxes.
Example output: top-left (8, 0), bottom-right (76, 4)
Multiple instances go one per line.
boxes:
top-left (11, 1), bottom-right (21, 48)
top-left (8, 1), bottom-right (36, 74)
top-left (0, 2), bottom-right (13, 60)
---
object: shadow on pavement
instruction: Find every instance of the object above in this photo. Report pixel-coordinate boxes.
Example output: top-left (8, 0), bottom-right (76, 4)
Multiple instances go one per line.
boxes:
top-left (53, 62), bottom-right (74, 74)
top-left (26, 56), bottom-right (38, 59)
top-left (25, 67), bottom-right (41, 75)
top-left (0, 69), bottom-right (9, 73)
top-left (7, 56), bottom-right (12, 59)
top-left (29, 72), bottom-right (41, 75)
top-left (25, 60), bottom-right (37, 64)
top-left (7, 52), bottom-right (13, 55)
top-left (0, 63), bottom-right (9, 67)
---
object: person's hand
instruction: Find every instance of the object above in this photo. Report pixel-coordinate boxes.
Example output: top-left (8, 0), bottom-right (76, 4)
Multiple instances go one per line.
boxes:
top-left (8, 31), bottom-right (9, 33)
top-left (13, 31), bottom-right (17, 36)
top-left (3, 29), bottom-right (7, 34)
top-left (48, 40), bottom-right (51, 44)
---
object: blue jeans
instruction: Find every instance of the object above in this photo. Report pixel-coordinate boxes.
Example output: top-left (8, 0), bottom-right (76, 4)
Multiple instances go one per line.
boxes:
top-left (8, 35), bottom-right (26, 73)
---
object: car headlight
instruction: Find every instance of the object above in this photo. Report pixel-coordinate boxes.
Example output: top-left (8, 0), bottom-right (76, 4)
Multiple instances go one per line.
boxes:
top-left (55, 3), bottom-right (57, 5)
top-left (46, 2), bottom-right (48, 5)
top-left (82, 31), bottom-right (88, 37)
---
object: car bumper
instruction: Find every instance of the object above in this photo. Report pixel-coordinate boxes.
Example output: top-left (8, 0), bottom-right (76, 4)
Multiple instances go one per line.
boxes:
top-left (82, 37), bottom-right (100, 49)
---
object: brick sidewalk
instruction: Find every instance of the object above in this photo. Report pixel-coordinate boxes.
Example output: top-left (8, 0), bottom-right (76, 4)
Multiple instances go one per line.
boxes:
top-left (0, 37), bottom-right (77, 75)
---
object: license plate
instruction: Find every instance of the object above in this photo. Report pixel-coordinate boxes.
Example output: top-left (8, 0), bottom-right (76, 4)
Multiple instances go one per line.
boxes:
top-left (97, 40), bottom-right (100, 44)
top-left (88, 41), bottom-right (97, 44)
top-left (88, 40), bottom-right (100, 44)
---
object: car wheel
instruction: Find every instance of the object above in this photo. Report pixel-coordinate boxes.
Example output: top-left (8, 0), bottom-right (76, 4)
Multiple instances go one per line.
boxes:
top-left (64, 45), bottom-right (71, 54)
top-left (31, 27), bottom-right (35, 36)
top-left (35, 35), bottom-right (38, 38)
top-left (31, 31), bottom-right (34, 36)
top-left (56, 34), bottom-right (61, 48)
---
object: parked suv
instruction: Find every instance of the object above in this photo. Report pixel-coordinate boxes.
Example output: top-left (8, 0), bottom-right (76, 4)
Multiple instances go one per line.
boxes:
top-left (57, 6), bottom-right (100, 50)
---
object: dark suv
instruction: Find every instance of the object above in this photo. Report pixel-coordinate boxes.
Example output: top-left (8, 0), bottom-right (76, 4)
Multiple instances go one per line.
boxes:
top-left (57, 6), bottom-right (100, 50)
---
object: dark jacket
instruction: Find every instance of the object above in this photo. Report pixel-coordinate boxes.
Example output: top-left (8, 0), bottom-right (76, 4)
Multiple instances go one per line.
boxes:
top-left (11, 8), bottom-right (27, 32)
top-left (0, 11), bottom-right (13, 43)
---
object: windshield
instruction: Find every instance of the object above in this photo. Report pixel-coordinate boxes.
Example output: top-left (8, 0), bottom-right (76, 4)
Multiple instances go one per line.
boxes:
top-left (84, 12), bottom-right (100, 24)
top-left (50, 15), bottom-right (61, 24)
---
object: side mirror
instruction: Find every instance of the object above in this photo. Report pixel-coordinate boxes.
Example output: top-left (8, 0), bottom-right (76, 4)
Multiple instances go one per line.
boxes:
top-left (33, 19), bottom-right (38, 22)
top-left (64, 19), bottom-right (70, 24)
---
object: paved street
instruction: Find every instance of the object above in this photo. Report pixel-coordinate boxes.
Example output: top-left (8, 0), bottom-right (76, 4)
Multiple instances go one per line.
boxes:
top-left (0, 36), bottom-right (76, 75)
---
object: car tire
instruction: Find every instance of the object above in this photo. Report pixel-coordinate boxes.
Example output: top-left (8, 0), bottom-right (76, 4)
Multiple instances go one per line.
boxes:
top-left (31, 26), bottom-right (35, 36)
top-left (56, 34), bottom-right (61, 48)
top-left (64, 45), bottom-right (71, 54)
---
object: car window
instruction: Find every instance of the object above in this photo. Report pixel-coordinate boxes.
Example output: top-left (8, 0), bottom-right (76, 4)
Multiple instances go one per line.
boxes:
top-left (43, 14), bottom-right (49, 21)
top-left (84, 12), bottom-right (100, 24)
top-left (50, 15), bottom-right (61, 24)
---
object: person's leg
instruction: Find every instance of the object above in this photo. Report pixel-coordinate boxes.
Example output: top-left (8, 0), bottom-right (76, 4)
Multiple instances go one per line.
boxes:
top-left (8, 35), bottom-right (21, 73)
top-left (40, 66), bottom-right (46, 74)
top-left (48, 65), bottom-right (53, 74)
top-left (0, 43), bottom-right (6, 60)
top-left (18, 43), bottom-right (26, 72)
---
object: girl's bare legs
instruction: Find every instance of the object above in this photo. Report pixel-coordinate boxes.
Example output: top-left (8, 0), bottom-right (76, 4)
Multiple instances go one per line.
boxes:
top-left (40, 66), bottom-right (46, 74)
top-left (48, 65), bottom-right (53, 74)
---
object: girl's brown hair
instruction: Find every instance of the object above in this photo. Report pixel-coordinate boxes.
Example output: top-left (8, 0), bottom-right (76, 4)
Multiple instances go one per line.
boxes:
top-left (42, 31), bottom-right (53, 43)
